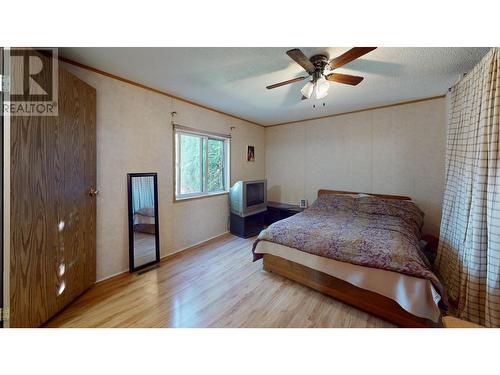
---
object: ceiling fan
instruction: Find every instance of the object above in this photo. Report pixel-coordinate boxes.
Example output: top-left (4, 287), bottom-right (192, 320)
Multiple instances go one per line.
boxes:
top-left (266, 47), bottom-right (377, 100)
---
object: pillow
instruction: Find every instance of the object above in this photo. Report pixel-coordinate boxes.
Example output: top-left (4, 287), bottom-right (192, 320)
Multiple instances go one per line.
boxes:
top-left (356, 193), bottom-right (372, 198)
top-left (309, 194), bottom-right (355, 212)
top-left (356, 195), bottom-right (424, 229)
top-left (355, 193), bottom-right (413, 202)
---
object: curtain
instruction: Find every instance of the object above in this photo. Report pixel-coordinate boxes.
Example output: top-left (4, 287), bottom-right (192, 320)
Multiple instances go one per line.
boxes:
top-left (436, 48), bottom-right (500, 327)
top-left (132, 176), bottom-right (155, 213)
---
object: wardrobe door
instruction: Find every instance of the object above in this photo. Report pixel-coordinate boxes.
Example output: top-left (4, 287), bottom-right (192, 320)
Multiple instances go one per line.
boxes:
top-left (10, 52), bottom-right (96, 327)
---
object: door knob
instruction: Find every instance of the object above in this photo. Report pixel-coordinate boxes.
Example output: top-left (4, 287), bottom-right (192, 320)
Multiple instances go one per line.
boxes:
top-left (88, 187), bottom-right (99, 197)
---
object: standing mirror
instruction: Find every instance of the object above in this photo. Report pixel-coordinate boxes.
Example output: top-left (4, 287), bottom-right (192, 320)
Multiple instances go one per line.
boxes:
top-left (127, 173), bottom-right (160, 272)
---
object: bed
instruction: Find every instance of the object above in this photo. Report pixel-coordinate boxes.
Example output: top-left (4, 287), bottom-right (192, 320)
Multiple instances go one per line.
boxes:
top-left (252, 190), bottom-right (446, 327)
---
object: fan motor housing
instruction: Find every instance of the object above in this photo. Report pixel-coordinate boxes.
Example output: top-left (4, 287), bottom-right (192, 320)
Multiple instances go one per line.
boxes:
top-left (310, 54), bottom-right (329, 70)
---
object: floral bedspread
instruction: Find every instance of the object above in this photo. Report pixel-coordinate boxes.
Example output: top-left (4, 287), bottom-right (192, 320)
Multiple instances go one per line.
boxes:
top-left (253, 195), bottom-right (447, 304)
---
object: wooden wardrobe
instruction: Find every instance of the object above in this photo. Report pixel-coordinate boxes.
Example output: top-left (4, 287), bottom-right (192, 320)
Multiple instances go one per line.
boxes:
top-left (9, 51), bottom-right (97, 327)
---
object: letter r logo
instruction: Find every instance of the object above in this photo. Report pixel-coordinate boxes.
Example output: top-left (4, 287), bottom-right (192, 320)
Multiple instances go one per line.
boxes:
top-left (10, 48), bottom-right (54, 102)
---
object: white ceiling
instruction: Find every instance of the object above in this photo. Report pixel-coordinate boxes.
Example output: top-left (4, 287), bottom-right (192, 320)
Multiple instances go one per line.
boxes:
top-left (59, 47), bottom-right (489, 126)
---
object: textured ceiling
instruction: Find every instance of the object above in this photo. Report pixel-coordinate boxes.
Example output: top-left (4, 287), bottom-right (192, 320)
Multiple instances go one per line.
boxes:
top-left (59, 47), bottom-right (489, 125)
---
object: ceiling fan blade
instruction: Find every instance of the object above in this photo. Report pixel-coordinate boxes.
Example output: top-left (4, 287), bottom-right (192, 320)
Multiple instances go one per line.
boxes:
top-left (266, 76), bottom-right (307, 89)
top-left (286, 49), bottom-right (315, 73)
top-left (329, 47), bottom-right (377, 69)
top-left (326, 73), bottom-right (364, 85)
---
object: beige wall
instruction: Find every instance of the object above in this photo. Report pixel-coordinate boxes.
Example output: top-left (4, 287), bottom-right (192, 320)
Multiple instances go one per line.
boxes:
top-left (63, 63), bottom-right (266, 281)
top-left (265, 98), bottom-right (447, 236)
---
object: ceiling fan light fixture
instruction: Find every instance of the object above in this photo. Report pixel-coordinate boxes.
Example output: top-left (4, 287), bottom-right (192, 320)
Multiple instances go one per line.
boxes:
top-left (267, 48), bottom-right (376, 101)
top-left (314, 77), bottom-right (330, 99)
top-left (301, 81), bottom-right (314, 99)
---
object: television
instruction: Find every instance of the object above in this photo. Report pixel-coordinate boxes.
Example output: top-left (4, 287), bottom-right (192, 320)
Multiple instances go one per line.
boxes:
top-left (230, 180), bottom-right (267, 217)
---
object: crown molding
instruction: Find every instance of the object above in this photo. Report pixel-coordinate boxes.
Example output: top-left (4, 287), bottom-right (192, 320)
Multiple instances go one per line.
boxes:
top-left (59, 56), bottom-right (445, 129)
top-left (266, 95), bottom-right (446, 127)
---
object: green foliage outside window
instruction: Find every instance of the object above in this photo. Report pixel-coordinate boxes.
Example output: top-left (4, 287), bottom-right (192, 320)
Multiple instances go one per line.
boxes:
top-left (207, 139), bottom-right (224, 192)
top-left (178, 133), bottom-right (226, 196)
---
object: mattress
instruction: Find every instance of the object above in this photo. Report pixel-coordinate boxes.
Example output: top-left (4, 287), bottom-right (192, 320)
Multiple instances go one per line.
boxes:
top-left (133, 208), bottom-right (156, 234)
top-left (254, 240), bottom-right (442, 322)
top-left (134, 212), bottom-right (155, 225)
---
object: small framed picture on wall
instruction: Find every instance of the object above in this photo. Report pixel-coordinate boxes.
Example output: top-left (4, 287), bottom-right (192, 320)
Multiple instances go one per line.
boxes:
top-left (246, 145), bottom-right (255, 162)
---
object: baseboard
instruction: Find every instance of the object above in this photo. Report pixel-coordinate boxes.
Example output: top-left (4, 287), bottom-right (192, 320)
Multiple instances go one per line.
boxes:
top-left (160, 231), bottom-right (231, 262)
top-left (95, 269), bottom-right (129, 283)
top-left (94, 231), bottom-right (231, 284)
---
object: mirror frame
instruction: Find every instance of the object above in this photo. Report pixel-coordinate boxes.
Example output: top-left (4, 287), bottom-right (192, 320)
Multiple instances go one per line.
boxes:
top-left (127, 172), bottom-right (160, 272)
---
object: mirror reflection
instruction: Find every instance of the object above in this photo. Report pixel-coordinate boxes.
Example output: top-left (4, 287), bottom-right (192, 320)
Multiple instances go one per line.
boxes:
top-left (128, 173), bottom-right (159, 271)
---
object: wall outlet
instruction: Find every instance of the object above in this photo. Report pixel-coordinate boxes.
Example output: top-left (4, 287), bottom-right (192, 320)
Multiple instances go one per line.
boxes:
top-left (299, 199), bottom-right (308, 208)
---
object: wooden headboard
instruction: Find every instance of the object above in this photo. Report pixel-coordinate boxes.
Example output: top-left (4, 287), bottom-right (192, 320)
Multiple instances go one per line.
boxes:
top-left (317, 189), bottom-right (411, 201)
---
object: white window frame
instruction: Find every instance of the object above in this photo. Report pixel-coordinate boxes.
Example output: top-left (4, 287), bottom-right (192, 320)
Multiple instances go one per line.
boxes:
top-left (174, 127), bottom-right (230, 201)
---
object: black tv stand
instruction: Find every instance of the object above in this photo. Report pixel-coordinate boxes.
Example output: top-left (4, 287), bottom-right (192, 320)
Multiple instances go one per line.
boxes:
top-left (230, 211), bottom-right (266, 238)
top-left (265, 201), bottom-right (304, 225)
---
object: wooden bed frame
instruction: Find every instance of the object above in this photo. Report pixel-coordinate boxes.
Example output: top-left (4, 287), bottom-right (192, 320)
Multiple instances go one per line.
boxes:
top-left (262, 189), bottom-right (442, 328)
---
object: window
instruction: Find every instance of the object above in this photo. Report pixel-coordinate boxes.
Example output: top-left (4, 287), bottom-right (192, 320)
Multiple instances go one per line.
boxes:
top-left (175, 127), bottom-right (230, 200)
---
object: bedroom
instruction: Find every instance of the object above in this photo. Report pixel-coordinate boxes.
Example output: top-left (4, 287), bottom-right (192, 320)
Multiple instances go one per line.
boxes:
top-left (1, 1), bottom-right (499, 374)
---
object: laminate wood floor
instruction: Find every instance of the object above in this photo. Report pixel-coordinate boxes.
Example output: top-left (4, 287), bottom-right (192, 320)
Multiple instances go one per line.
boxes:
top-left (46, 234), bottom-right (394, 328)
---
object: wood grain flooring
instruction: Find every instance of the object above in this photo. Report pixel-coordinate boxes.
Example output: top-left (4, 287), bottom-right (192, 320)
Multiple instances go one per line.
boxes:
top-left (46, 234), bottom-right (394, 328)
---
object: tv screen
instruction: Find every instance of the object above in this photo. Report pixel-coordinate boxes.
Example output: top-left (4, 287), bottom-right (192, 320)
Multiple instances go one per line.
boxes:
top-left (246, 182), bottom-right (264, 207)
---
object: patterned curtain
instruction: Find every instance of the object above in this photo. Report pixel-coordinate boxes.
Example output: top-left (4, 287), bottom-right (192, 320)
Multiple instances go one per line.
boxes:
top-left (132, 176), bottom-right (155, 213)
top-left (436, 48), bottom-right (500, 327)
